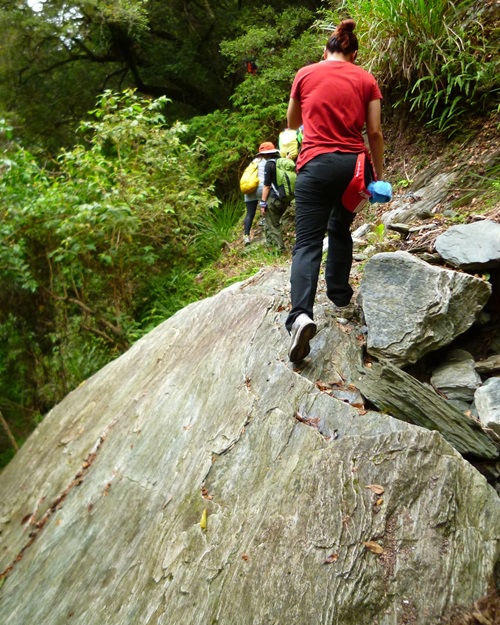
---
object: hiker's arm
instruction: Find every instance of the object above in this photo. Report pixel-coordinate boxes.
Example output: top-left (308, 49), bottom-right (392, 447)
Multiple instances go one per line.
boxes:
top-left (366, 99), bottom-right (384, 180)
top-left (287, 97), bottom-right (302, 130)
top-left (260, 185), bottom-right (270, 214)
top-left (260, 160), bottom-right (274, 216)
top-left (260, 161), bottom-right (273, 213)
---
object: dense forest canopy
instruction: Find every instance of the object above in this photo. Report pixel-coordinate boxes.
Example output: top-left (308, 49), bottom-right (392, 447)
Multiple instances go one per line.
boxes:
top-left (0, 0), bottom-right (321, 152)
top-left (0, 0), bottom-right (498, 465)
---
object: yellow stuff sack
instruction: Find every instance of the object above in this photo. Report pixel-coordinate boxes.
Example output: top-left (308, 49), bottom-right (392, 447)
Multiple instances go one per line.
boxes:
top-left (279, 128), bottom-right (299, 160)
top-left (239, 160), bottom-right (259, 194)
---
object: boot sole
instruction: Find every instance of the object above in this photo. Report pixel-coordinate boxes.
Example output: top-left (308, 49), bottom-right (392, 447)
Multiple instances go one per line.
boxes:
top-left (289, 322), bottom-right (317, 363)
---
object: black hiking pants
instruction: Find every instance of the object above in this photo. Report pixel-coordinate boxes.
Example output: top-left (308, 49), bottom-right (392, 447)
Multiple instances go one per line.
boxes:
top-left (286, 151), bottom-right (369, 332)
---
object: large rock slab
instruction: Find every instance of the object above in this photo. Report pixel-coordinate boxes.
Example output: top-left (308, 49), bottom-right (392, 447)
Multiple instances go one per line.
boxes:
top-left (435, 220), bottom-right (500, 271)
top-left (356, 359), bottom-right (499, 460)
top-left (359, 251), bottom-right (492, 366)
top-left (0, 266), bottom-right (498, 625)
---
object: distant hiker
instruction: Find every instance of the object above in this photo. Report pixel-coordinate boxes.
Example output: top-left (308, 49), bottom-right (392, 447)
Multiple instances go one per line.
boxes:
top-left (240, 143), bottom-right (275, 246)
top-left (285, 19), bottom-right (385, 363)
top-left (259, 142), bottom-right (295, 253)
top-left (246, 60), bottom-right (258, 75)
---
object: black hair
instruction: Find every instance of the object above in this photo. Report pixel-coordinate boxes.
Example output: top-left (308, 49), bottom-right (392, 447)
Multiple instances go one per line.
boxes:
top-left (325, 19), bottom-right (358, 55)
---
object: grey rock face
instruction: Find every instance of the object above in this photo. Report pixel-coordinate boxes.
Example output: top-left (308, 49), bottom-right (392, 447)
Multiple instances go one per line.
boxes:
top-left (0, 267), bottom-right (498, 625)
top-left (435, 220), bottom-right (500, 271)
top-left (0, 270), bottom-right (500, 625)
top-left (355, 359), bottom-right (498, 460)
top-left (475, 377), bottom-right (500, 436)
top-left (381, 172), bottom-right (457, 226)
top-left (430, 349), bottom-right (483, 401)
top-left (476, 353), bottom-right (500, 374)
top-left (359, 251), bottom-right (492, 366)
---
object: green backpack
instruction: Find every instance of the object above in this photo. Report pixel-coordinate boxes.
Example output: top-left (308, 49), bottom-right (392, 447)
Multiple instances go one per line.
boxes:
top-left (272, 157), bottom-right (296, 202)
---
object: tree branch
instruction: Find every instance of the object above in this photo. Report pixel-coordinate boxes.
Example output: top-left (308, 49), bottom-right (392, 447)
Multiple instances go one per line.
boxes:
top-left (0, 410), bottom-right (19, 452)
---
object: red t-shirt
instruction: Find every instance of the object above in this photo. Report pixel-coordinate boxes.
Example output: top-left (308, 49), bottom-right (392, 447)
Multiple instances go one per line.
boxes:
top-left (290, 60), bottom-right (382, 170)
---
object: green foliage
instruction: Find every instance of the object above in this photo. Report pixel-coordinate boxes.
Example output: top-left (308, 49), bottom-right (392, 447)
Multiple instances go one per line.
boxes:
top-left (188, 6), bottom-right (318, 194)
top-left (0, 91), bottom-right (222, 461)
top-left (366, 223), bottom-right (386, 244)
top-left (188, 107), bottom-right (284, 192)
top-left (321, 0), bottom-right (500, 134)
top-left (1, 0), bottom-right (498, 470)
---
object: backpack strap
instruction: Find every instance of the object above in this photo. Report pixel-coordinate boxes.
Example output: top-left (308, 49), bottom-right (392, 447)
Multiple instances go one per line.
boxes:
top-left (267, 158), bottom-right (280, 197)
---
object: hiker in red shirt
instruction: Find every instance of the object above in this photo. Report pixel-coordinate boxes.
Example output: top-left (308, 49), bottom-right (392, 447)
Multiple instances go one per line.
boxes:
top-left (285, 19), bottom-right (385, 363)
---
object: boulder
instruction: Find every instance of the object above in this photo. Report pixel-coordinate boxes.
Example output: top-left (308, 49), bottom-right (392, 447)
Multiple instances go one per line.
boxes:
top-left (475, 377), bottom-right (500, 437)
top-left (359, 251), bottom-right (492, 366)
top-left (430, 349), bottom-right (483, 401)
top-left (381, 172), bottom-right (457, 226)
top-left (476, 354), bottom-right (500, 375)
top-left (435, 220), bottom-right (500, 271)
top-left (0, 267), bottom-right (498, 625)
top-left (355, 359), bottom-right (499, 460)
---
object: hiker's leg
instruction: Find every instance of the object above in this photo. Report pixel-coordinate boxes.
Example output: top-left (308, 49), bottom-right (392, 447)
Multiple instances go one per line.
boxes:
top-left (286, 156), bottom-right (334, 332)
top-left (323, 154), bottom-right (358, 306)
top-left (265, 198), bottom-right (287, 251)
top-left (243, 200), bottom-right (258, 235)
top-left (325, 205), bottom-right (356, 306)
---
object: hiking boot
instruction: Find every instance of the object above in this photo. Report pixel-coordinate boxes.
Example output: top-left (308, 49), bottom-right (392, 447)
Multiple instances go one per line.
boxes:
top-left (244, 235), bottom-right (251, 245)
top-left (289, 313), bottom-right (317, 363)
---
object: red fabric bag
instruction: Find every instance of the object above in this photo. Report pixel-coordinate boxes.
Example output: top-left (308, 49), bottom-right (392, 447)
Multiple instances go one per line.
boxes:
top-left (341, 152), bottom-right (373, 213)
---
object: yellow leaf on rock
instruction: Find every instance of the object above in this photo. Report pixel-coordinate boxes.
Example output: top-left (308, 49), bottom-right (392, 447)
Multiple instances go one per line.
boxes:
top-left (200, 508), bottom-right (207, 530)
top-left (363, 541), bottom-right (384, 554)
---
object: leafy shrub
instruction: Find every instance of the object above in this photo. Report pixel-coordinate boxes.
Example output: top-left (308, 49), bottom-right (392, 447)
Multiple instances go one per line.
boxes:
top-left (0, 91), bottom-right (222, 459)
top-left (187, 6), bottom-right (319, 194)
top-left (319, 0), bottom-right (500, 134)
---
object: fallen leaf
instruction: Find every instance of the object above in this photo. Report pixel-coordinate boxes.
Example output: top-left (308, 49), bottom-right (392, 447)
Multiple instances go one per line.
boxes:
top-left (316, 381), bottom-right (331, 392)
top-left (366, 484), bottom-right (385, 495)
top-left (294, 413), bottom-right (320, 429)
top-left (363, 541), bottom-right (384, 554)
top-left (323, 553), bottom-right (339, 564)
top-left (376, 498), bottom-right (384, 506)
top-left (200, 508), bottom-right (207, 530)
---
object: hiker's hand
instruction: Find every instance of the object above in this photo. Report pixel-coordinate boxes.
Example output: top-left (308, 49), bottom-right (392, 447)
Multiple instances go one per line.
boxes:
top-left (259, 201), bottom-right (267, 214)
